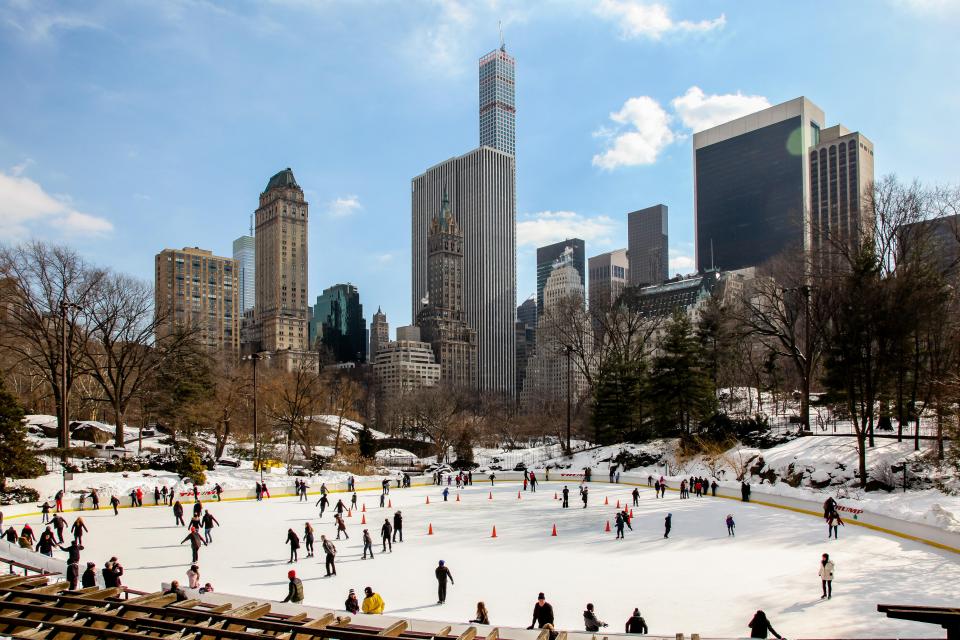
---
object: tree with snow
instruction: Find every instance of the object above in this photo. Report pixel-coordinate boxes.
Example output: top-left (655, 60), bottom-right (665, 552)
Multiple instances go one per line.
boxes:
top-left (0, 380), bottom-right (42, 491)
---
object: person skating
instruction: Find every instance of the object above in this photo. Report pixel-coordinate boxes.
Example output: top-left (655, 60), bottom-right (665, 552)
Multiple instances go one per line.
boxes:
top-left (562, 486), bottom-right (569, 509)
top-left (711, 480), bottom-right (718, 496)
top-left (435, 560), bottom-right (454, 604)
top-left (90, 489), bottom-right (99, 510)
top-left (186, 564), bottom-right (200, 589)
top-left (181, 528), bottom-right (206, 563)
top-left (663, 513), bottom-right (672, 538)
top-left (392, 511), bottom-right (403, 542)
top-left (188, 515), bottom-right (202, 532)
top-left (70, 517), bottom-right (87, 545)
top-left (164, 580), bottom-right (187, 602)
top-left (381, 518), bottom-right (393, 552)
top-left (819, 553), bottom-right (835, 599)
top-left (632, 487), bottom-right (640, 506)
top-left (584, 603), bottom-right (608, 632)
top-left (680, 480), bottom-right (687, 499)
top-left (35, 528), bottom-right (56, 556)
top-left (823, 497), bottom-right (836, 519)
top-left (129, 489), bottom-right (137, 508)
top-left (334, 514), bottom-right (349, 540)
top-left (748, 610), bottom-right (782, 639)
top-left (581, 487), bottom-right (589, 509)
top-left (40, 501), bottom-right (51, 523)
top-left (653, 479), bottom-right (661, 498)
top-left (304, 522), bottom-right (315, 557)
top-left (286, 528), bottom-right (300, 563)
top-left (621, 507), bottom-right (633, 531)
top-left (316, 493), bottom-right (329, 518)
top-left (741, 482), bottom-right (751, 502)
top-left (615, 512), bottom-right (626, 539)
top-left (529, 471), bottom-right (537, 492)
top-left (161, 486), bottom-right (169, 506)
top-left (489, 472), bottom-right (495, 486)
top-left (527, 592), bottom-right (554, 629)
top-left (214, 483), bottom-right (223, 501)
top-left (726, 514), bottom-right (736, 536)
top-left (102, 557), bottom-right (123, 588)
top-left (334, 499), bottom-right (346, 517)
top-left (202, 510), bottom-right (219, 544)
top-left (110, 495), bottom-right (120, 515)
top-left (282, 570), bottom-right (304, 603)
top-left (81, 562), bottom-right (97, 588)
top-left (322, 535), bottom-right (337, 576)
top-left (173, 500), bottom-right (185, 526)
top-left (154, 487), bottom-right (161, 506)
top-left (471, 602), bottom-right (490, 625)
top-left (379, 490), bottom-right (386, 508)
top-left (345, 589), bottom-right (360, 614)
top-left (59, 538), bottom-right (84, 564)
top-left (3, 526), bottom-right (18, 543)
top-left (362, 586), bottom-right (384, 614)
top-left (20, 522), bottom-right (35, 545)
top-left (523, 475), bottom-right (528, 491)
top-left (362, 528), bottom-right (374, 559)
top-left (51, 513), bottom-right (66, 544)
top-left (826, 511), bottom-right (844, 539)
top-left (192, 500), bottom-right (202, 519)
top-left (351, 492), bottom-right (358, 510)
top-left (625, 608), bottom-right (648, 634)
top-left (54, 489), bottom-right (64, 512)
top-left (255, 483), bottom-right (263, 501)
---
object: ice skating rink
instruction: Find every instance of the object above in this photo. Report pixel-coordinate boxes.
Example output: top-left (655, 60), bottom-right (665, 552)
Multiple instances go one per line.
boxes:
top-left (30, 481), bottom-right (960, 637)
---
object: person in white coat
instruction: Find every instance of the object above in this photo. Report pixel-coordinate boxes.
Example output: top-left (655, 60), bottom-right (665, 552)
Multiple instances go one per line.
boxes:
top-left (819, 553), bottom-right (835, 599)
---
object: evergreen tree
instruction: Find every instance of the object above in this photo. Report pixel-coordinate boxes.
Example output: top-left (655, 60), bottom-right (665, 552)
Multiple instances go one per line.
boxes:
top-left (0, 380), bottom-right (43, 490)
top-left (648, 310), bottom-right (716, 434)
top-left (176, 445), bottom-right (207, 486)
top-left (592, 355), bottom-right (649, 444)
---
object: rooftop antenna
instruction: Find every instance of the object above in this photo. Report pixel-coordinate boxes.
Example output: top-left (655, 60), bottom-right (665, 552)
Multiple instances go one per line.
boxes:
top-left (499, 20), bottom-right (505, 50)
top-left (710, 238), bottom-right (715, 271)
top-left (249, 213), bottom-right (254, 237)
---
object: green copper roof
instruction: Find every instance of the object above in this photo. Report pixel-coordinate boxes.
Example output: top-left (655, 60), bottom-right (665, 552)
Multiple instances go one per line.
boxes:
top-left (264, 168), bottom-right (299, 192)
top-left (438, 188), bottom-right (452, 231)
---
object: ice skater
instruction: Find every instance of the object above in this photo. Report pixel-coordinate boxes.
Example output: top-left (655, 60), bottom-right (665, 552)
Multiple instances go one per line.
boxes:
top-left (819, 553), bottom-right (835, 599)
top-left (583, 603), bottom-right (608, 632)
top-left (381, 518), bottom-right (393, 552)
top-left (316, 493), bottom-right (329, 518)
top-left (70, 517), bottom-right (88, 545)
top-left (581, 486), bottom-right (589, 508)
top-left (632, 487), bottom-right (640, 506)
top-left (334, 514), bottom-right (349, 540)
top-left (322, 535), bottom-right (337, 576)
top-left (202, 510), bottom-right (219, 544)
top-left (286, 528), bottom-right (300, 563)
top-left (362, 528), bottom-right (374, 559)
top-left (393, 510), bottom-right (403, 542)
top-left (625, 608), bottom-right (648, 634)
top-left (109, 495), bottom-right (120, 515)
top-left (173, 500), bottom-right (185, 526)
top-left (615, 512), bottom-right (626, 539)
top-left (181, 527), bottom-right (207, 563)
top-left (562, 486), bottom-right (570, 508)
top-left (435, 560), bottom-right (454, 604)
top-left (748, 610), bottom-right (782, 639)
top-left (663, 513), bottom-right (672, 538)
top-left (443, 487), bottom-right (450, 502)
top-left (726, 514), bottom-right (735, 536)
top-left (304, 522), bottom-right (315, 557)
top-left (826, 511), bottom-right (844, 539)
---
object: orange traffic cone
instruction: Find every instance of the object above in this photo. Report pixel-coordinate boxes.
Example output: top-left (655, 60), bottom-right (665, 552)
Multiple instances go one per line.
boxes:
top-left (362, 504), bottom-right (366, 512)
top-left (517, 491), bottom-right (522, 499)
top-left (630, 508), bottom-right (633, 518)
top-left (347, 509), bottom-right (352, 518)
top-left (616, 500), bottom-right (620, 508)
top-left (428, 523), bottom-right (434, 535)
top-left (456, 493), bottom-right (460, 502)
top-left (605, 520), bottom-right (611, 532)
top-left (361, 514), bottom-right (367, 524)
top-left (604, 496), bottom-right (609, 505)
top-left (388, 499), bottom-right (392, 508)
top-left (551, 524), bottom-right (558, 537)
top-left (426, 496), bottom-right (430, 504)
top-left (488, 491), bottom-right (493, 500)
top-left (491, 526), bottom-right (497, 538)
top-left (554, 492), bottom-right (558, 500)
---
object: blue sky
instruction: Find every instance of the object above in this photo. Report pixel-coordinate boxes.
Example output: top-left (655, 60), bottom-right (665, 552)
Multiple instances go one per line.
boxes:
top-left (1, 0), bottom-right (958, 333)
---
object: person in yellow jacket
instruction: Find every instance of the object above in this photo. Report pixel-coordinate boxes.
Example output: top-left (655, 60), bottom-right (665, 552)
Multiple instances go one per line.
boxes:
top-left (361, 586), bottom-right (385, 614)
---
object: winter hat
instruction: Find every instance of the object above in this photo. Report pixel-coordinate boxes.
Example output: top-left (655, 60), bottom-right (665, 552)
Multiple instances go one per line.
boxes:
top-left (288, 570), bottom-right (296, 579)
top-left (439, 560), bottom-right (445, 566)
top-left (538, 592), bottom-right (546, 600)
top-left (87, 562), bottom-right (95, 567)
top-left (349, 589), bottom-right (356, 596)
top-left (364, 587), bottom-right (373, 595)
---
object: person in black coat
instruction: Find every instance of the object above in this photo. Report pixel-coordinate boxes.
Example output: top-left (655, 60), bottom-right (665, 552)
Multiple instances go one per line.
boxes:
top-left (562, 486), bottom-right (569, 508)
top-left (286, 528), bottom-right (300, 563)
top-left (102, 558), bottom-right (123, 588)
top-left (748, 610), bottom-right (782, 639)
top-left (393, 511), bottom-right (403, 542)
top-left (345, 588), bottom-right (360, 614)
top-left (173, 501), bottom-right (185, 526)
top-left (51, 514), bottom-right (66, 543)
top-left (435, 560), bottom-right (454, 604)
top-left (663, 513), bottom-right (672, 538)
top-left (81, 562), bottom-right (97, 588)
top-left (625, 608), bottom-right (648, 634)
top-left (66, 561), bottom-right (80, 590)
top-left (583, 603), bottom-right (607, 632)
top-left (59, 539), bottom-right (84, 564)
top-left (181, 528), bottom-right (206, 563)
top-left (381, 519), bottom-right (393, 552)
top-left (35, 529), bottom-right (56, 556)
top-left (528, 593), bottom-right (554, 629)
top-left (741, 482), bottom-right (751, 502)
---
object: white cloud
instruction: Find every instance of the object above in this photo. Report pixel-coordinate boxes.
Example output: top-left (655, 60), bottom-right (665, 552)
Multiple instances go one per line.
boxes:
top-left (668, 247), bottom-right (695, 274)
top-left (592, 96), bottom-right (675, 169)
top-left (401, 0), bottom-right (474, 76)
top-left (1, 10), bottom-right (102, 43)
top-left (893, 0), bottom-right (960, 14)
top-left (375, 252), bottom-right (395, 264)
top-left (517, 211), bottom-right (618, 248)
top-left (0, 169), bottom-right (113, 240)
top-left (327, 195), bottom-right (362, 218)
top-left (595, 0), bottom-right (725, 40)
top-left (671, 86), bottom-right (771, 133)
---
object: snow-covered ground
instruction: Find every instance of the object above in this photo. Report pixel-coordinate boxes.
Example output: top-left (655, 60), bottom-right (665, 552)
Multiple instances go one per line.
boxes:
top-left (8, 481), bottom-right (957, 638)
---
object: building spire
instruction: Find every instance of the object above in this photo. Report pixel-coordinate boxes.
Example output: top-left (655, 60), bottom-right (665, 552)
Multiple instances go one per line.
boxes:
top-left (499, 20), bottom-right (505, 50)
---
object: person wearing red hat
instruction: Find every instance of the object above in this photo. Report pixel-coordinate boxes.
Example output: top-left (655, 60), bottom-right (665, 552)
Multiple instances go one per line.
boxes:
top-left (282, 569), bottom-right (304, 604)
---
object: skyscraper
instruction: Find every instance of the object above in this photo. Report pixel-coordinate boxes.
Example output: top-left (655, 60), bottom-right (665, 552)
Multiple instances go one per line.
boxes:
top-left (809, 125), bottom-right (875, 258)
top-left (536, 239), bottom-right (585, 318)
top-left (411, 146), bottom-right (516, 396)
top-left (589, 248), bottom-right (630, 307)
top-left (479, 44), bottom-right (516, 155)
top-left (232, 234), bottom-right (255, 313)
top-left (515, 295), bottom-right (537, 397)
top-left (155, 246), bottom-right (238, 354)
top-left (694, 97), bottom-right (825, 271)
top-left (417, 190), bottom-right (478, 389)
top-left (310, 283), bottom-right (367, 364)
top-left (254, 168), bottom-right (309, 353)
top-left (628, 205), bottom-right (668, 286)
top-left (369, 307), bottom-right (389, 364)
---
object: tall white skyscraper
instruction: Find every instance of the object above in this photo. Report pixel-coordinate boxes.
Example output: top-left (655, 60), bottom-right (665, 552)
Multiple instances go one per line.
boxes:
top-left (479, 44), bottom-right (516, 156)
top-left (232, 234), bottom-right (255, 313)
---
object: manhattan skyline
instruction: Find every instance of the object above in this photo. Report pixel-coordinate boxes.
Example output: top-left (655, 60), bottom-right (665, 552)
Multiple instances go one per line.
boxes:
top-left (1, 1), bottom-right (958, 332)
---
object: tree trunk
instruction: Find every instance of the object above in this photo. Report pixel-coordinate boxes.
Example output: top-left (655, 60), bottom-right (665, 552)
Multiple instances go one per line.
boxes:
top-left (113, 400), bottom-right (125, 448)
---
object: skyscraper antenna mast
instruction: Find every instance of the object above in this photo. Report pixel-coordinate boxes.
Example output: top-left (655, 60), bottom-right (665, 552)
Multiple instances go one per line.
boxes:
top-left (499, 20), bottom-right (504, 49)
top-left (249, 213), bottom-right (254, 237)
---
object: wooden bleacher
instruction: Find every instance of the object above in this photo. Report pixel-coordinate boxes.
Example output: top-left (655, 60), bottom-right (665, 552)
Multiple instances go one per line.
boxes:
top-left (0, 575), bottom-right (506, 640)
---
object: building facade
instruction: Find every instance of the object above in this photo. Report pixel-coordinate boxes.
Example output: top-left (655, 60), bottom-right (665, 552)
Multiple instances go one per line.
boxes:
top-left (809, 125), bottom-right (875, 258)
top-left (411, 146), bottom-right (515, 396)
top-left (694, 97), bottom-right (825, 271)
top-left (589, 248), bottom-right (629, 308)
top-left (232, 234), bottom-right (255, 314)
top-left (416, 191), bottom-right (479, 389)
top-left (369, 307), bottom-right (389, 364)
top-left (515, 296), bottom-right (537, 398)
top-left (627, 205), bottom-right (668, 286)
top-left (155, 246), bottom-right (239, 354)
top-left (373, 339), bottom-right (442, 398)
top-left (309, 283), bottom-right (367, 364)
top-left (254, 168), bottom-right (309, 353)
top-left (536, 239), bottom-right (585, 318)
top-left (479, 45), bottom-right (516, 156)
top-left (520, 253), bottom-right (588, 410)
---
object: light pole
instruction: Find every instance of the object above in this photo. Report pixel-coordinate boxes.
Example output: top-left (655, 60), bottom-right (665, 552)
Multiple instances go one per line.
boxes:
top-left (565, 345), bottom-right (572, 455)
top-left (59, 300), bottom-right (81, 463)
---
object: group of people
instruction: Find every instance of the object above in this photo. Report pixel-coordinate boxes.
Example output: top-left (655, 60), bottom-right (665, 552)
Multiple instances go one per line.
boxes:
top-left (529, 592), bottom-right (649, 635)
top-left (433, 471), bottom-right (473, 486)
top-left (678, 476), bottom-right (718, 498)
top-left (822, 497), bottom-right (846, 539)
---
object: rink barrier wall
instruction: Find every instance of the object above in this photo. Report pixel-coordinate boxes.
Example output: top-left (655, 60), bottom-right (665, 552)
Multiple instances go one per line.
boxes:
top-left (4, 470), bottom-right (958, 555)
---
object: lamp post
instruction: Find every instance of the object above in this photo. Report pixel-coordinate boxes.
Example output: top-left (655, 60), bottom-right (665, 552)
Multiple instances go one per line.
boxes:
top-left (565, 344), bottom-right (572, 455)
top-left (59, 300), bottom-right (81, 463)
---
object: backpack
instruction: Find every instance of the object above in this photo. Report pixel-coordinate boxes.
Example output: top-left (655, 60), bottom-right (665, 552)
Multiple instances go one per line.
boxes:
top-left (293, 578), bottom-right (304, 602)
